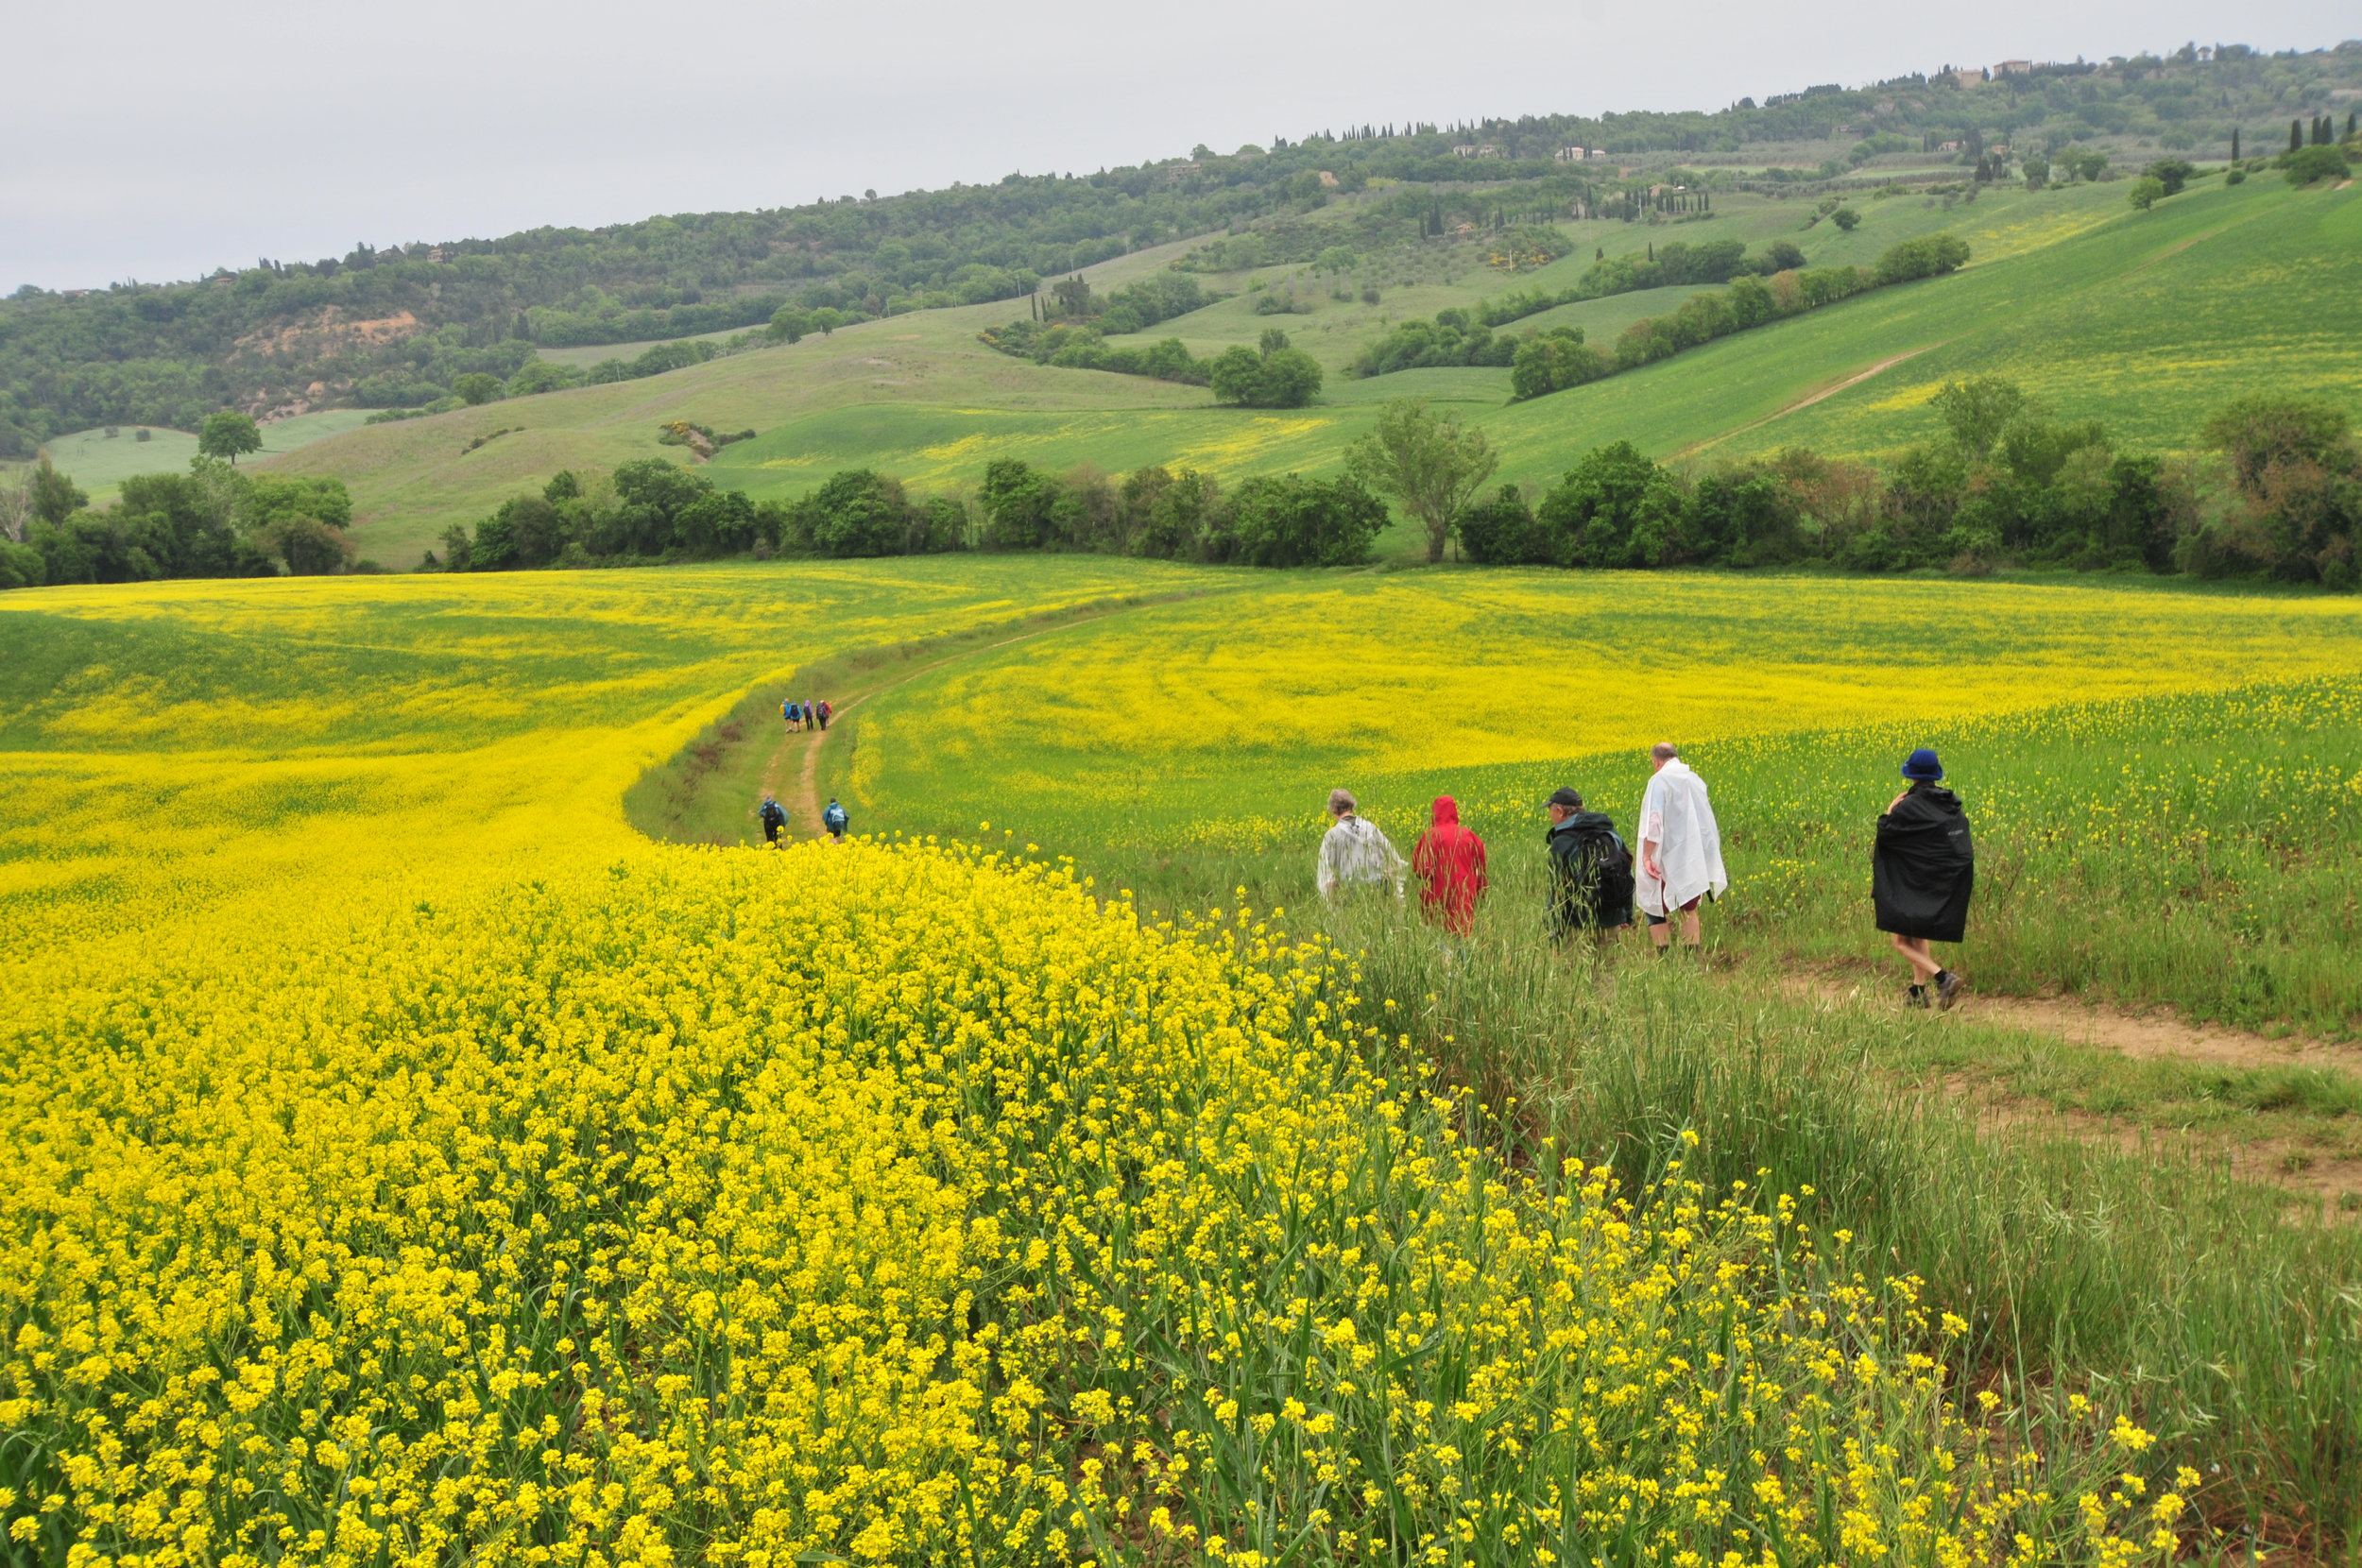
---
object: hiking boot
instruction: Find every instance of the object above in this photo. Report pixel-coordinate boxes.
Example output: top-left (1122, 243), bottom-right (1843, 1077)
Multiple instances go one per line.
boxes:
top-left (1935, 970), bottom-right (1965, 1011)
top-left (1907, 984), bottom-right (1930, 1009)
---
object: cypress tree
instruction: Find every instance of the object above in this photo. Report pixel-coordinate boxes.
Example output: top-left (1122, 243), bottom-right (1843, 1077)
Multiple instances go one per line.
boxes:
top-left (2290, 119), bottom-right (2302, 153)
top-left (2231, 127), bottom-right (2240, 160)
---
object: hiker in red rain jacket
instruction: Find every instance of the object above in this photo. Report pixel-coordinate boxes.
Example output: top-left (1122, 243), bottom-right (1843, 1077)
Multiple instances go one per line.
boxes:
top-left (1412, 795), bottom-right (1489, 936)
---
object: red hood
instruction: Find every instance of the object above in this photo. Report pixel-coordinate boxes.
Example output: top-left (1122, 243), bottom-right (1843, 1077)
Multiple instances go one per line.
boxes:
top-left (1431, 795), bottom-right (1460, 827)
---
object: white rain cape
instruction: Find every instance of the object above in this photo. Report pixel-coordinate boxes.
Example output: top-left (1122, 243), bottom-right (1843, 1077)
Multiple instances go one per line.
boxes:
top-left (1636, 759), bottom-right (1728, 915)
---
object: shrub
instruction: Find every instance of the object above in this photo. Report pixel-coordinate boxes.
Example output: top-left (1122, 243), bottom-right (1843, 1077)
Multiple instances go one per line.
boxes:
top-left (0, 538), bottom-right (44, 589)
top-left (796, 469), bottom-right (921, 557)
top-left (1209, 329), bottom-right (1323, 408)
top-left (1509, 331), bottom-right (1608, 401)
top-left (1872, 232), bottom-right (1971, 284)
top-left (1454, 484), bottom-right (1540, 564)
top-left (1224, 474), bottom-right (1388, 567)
top-left (2278, 144), bottom-right (2353, 186)
top-left (1535, 441), bottom-right (1687, 568)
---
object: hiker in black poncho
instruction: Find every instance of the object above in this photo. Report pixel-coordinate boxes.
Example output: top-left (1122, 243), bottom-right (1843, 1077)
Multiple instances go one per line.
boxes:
top-left (1545, 787), bottom-right (1635, 944)
top-left (1874, 748), bottom-right (1974, 1009)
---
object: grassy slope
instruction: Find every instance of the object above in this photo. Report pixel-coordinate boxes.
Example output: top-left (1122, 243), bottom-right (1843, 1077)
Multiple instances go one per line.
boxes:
top-left (268, 175), bottom-right (2360, 564)
top-left (11, 408), bottom-right (374, 505)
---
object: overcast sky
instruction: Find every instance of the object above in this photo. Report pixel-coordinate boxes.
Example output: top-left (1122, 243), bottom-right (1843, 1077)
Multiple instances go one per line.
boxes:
top-left (5, 0), bottom-right (2353, 292)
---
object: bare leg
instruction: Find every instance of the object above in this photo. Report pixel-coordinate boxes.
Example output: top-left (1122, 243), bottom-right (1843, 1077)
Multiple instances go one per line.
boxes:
top-left (1891, 933), bottom-right (1943, 985)
top-left (1649, 919), bottom-right (1670, 949)
top-left (1679, 911), bottom-right (1702, 947)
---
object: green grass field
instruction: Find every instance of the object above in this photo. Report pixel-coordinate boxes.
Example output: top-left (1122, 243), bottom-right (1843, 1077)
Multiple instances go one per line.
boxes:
top-left (241, 172), bottom-right (2362, 565)
top-left (9, 408), bottom-right (373, 504)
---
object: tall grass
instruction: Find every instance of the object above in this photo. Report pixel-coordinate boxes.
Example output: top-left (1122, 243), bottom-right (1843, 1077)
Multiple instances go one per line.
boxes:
top-left (949, 678), bottom-right (2362, 1034)
top-left (1297, 866), bottom-right (2362, 1553)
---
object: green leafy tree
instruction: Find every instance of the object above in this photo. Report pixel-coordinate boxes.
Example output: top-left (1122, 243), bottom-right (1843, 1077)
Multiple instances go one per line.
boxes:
top-left (2127, 176), bottom-right (2165, 210)
top-left (505, 360), bottom-right (581, 397)
top-left (1931, 377), bottom-right (2029, 461)
top-left (451, 373), bottom-right (505, 406)
top-left (1829, 207), bottom-right (1860, 231)
top-left (1871, 233), bottom-right (1970, 284)
top-left (28, 456), bottom-right (87, 526)
top-left (978, 458), bottom-right (1063, 549)
top-left (793, 469), bottom-right (918, 556)
top-left (1344, 398), bottom-right (1498, 563)
top-left (2143, 159), bottom-right (2196, 196)
top-left (1535, 441), bottom-right (1688, 568)
top-left (2278, 145), bottom-right (2352, 186)
top-left (1208, 329), bottom-right (1323, 409)
top-left (197, 411), bottom-right (262, 464)
top-left (1224, 474), bottom-right (1387, 567)
top-left (2199, 396), bottom-right (2353, 491)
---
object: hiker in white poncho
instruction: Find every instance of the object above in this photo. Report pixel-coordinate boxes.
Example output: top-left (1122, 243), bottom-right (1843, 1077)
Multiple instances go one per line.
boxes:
top-left (1316, 788), bottom-right (1408, 902)
top-left (1636, 742), bottom-right (1727, 953)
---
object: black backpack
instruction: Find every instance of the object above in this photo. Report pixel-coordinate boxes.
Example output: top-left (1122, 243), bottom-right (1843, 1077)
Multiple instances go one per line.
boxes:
top-left (1576, 824), bottom-right (1635, 912)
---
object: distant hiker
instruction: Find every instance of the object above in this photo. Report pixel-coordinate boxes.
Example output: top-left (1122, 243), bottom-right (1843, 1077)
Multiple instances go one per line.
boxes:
top-left (1636, 742), bottom-right (1726, 954)
top-left (1874, 748), bottom-right (1975, 1009)
top-left (816, 698), bottom-right (833, 731)
top-left (1317, 789), bottom-right (1408, 902)
top-left (783, 699), bottom-right (802, 733)
top-left (1544, 787), bottom-right (1635, 942)
top-left (823, 797), bottom-right (849, 842)
top-left (759, 793), bottom-right (787, 844)
top-left (1412, 795), bottom-right (1488, 935)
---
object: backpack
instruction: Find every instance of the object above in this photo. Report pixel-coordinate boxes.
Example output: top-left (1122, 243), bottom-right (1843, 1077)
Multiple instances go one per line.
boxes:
top-left (823, 802), bottom-right (848, 833)
top-left (760, 800), bottom-right (785, 827)
top-left (1575, 824), bottom-right (1635, 912)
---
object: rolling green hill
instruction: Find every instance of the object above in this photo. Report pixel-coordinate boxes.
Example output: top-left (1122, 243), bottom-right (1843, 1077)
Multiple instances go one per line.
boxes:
top-left (262, 172), bottom-right (2362, 566)
top-left (9, 409), bottom-right (375, 505)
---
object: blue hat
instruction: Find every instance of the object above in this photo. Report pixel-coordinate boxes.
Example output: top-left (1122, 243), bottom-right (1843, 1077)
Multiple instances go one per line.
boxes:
top-left (1902, 748), bottom-right (1943, 781)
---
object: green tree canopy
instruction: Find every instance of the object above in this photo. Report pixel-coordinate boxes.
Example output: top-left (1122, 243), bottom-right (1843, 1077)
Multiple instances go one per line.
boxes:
top-left (1344, 398), bottom-right (1498, 564)
top-left (1930, 377), bottom-right (2030, 462)
top-left (1208, 329), bottom-right (1323, 409)
top-left (197, 411), bottom-right (262, 464)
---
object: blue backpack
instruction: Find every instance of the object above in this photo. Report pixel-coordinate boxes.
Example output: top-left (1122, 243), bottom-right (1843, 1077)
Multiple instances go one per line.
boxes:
top-left (823, 802), bottom-right (848, 834)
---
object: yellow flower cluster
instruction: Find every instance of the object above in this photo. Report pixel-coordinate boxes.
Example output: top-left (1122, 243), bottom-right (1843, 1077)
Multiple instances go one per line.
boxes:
top-left (3, 835), bottom-right (2163, 1565)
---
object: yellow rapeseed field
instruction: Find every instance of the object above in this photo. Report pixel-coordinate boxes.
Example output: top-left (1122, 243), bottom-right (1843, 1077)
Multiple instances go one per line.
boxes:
top-left (851, 572), bottom-right (2362, 821)
top-left (0, 564), bottom-right (2230, 1563)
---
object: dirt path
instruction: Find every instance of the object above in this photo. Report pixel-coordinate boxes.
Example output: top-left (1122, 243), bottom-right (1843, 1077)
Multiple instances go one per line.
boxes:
top-left (1773, 966), bottom-right (2362, 1214)
top-left (1777, 965), bottom-right (2362, 1075)
top-left (759, 602), bottom-right (1171, 839)
top-left (1671, 345), bottom-right (1944, 461)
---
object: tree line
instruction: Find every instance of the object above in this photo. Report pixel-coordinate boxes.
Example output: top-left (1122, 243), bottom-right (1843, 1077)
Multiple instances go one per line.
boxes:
top-left (11, 377), bottom-right (2350, 592)
top-left (1351, 232), bottom-right (1967, 399)
top-left (0, 456), bottom-right (362, 589)
top-left (428, 456), bottom-right (1386, 572)
top-left (980, 269), bottom-right (1325, 409)
top-left (1454, 383), bottom-right (2357, 588)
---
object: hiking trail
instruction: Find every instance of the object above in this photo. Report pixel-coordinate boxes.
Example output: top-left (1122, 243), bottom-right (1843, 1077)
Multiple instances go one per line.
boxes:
top-left (1772, 964), bottom-right (2362, 1214)
top-left (758, 600), bottom-right (1181, 839)
top-left (1672, 345), bottom-right (1943, 460)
